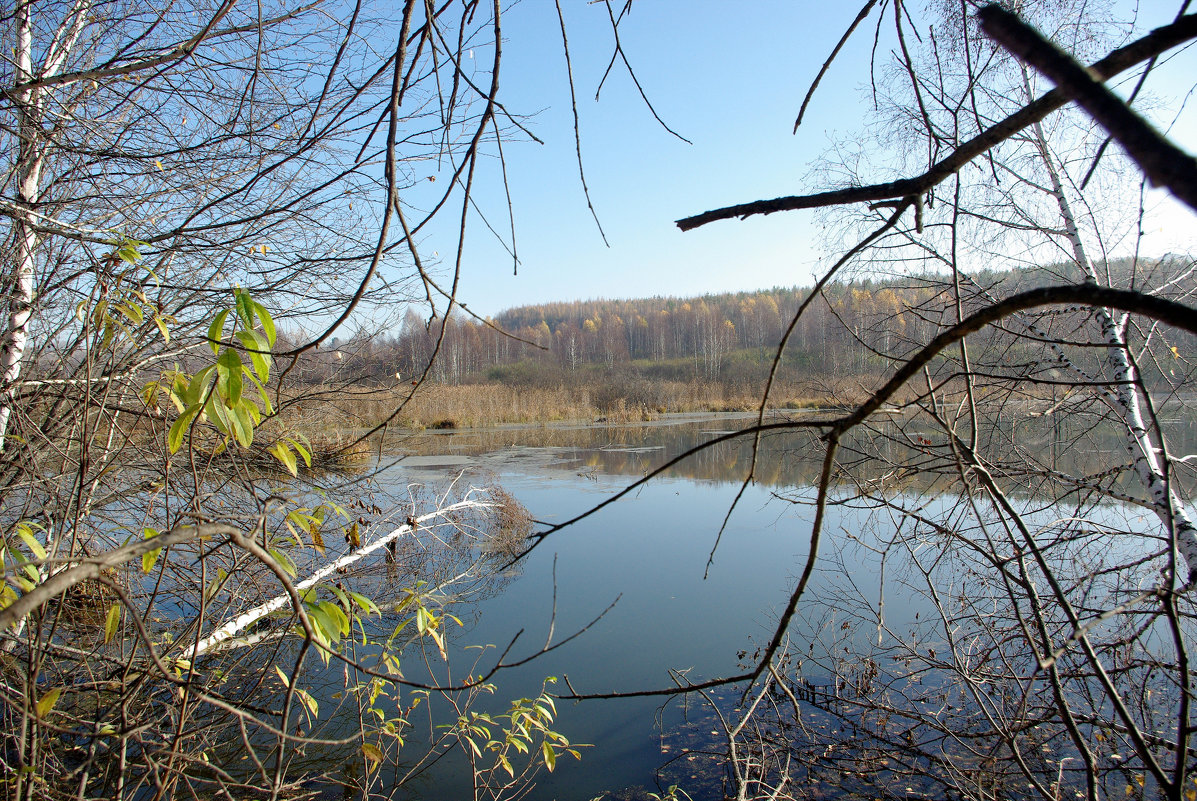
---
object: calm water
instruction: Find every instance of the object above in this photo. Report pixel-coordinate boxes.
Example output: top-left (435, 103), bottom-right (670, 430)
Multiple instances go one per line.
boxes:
top-left (289, 412), bottom-right (1197, 800)
top-left (374, 423), bottom-right (833, 799)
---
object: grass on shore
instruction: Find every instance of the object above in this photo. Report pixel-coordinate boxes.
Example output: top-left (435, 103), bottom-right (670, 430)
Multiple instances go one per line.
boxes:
top-left (273, 377), bottom-right (876, 437)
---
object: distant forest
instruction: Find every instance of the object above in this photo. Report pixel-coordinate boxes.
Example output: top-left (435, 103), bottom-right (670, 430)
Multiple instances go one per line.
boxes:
top-left (291, 258), bottom-right (1194, 390)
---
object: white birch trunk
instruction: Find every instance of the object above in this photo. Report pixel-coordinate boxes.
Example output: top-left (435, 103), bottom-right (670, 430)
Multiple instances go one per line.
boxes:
top-left (1027, 101), bottom-right (1197, 582)
top-left (190, 499), bottom-right (491, 658)
top-left (0, 4), bottom-right (43, 453)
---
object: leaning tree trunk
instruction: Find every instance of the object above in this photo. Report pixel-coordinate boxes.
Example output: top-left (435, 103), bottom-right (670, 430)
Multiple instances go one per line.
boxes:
top-left (1027, 93), bottom-right (1197, 583)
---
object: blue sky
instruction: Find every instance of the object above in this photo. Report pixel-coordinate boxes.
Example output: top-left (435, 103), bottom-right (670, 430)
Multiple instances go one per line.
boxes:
top-left (408, 1), bottom-right (1197, 319)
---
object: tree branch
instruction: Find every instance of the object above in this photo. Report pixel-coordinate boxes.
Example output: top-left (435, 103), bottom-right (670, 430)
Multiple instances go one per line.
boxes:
top-left (676, 13), bottom-right (1197, 231)
top-left (978, 4), bottom-right (1197, 213)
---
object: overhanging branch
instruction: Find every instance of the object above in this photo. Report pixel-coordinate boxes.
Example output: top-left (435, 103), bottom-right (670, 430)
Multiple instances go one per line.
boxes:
top-left (675, 13), bottom-right (1197, 231)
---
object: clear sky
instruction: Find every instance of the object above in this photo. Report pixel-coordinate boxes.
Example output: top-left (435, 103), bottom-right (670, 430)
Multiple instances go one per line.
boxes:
top-left (406, 1), bottom-right (1197, 320)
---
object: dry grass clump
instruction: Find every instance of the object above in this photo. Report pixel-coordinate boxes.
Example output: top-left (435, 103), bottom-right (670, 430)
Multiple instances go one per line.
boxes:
top-left (307, 434), bottom-right (374, 470)
top-left (54, 572), bottom-right (119, 636)
top-left (481, 486), bottom-right (533, 560)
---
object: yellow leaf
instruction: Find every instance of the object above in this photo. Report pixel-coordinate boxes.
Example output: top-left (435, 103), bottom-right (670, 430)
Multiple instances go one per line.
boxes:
top-left (35, 687), bottom-right (63, 719)
top-left (362, 743), bottom-right (384, 770)
top-left (429, 627), bottom-right (447, 661)
top-left (270, 442), bottom-right (298, 476)
top-left (274, 665), bottom-right (290, 688)
top-left (104, 603), bottom-right (121, 644)
top-left (155, 159), bottom-right (163, 170)
top-left (142, 548), bottom-right (161, 574)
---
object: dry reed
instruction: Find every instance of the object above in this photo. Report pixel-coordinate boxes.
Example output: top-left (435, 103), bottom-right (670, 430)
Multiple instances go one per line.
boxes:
top-left (272, 379), bottom-right (879, 434)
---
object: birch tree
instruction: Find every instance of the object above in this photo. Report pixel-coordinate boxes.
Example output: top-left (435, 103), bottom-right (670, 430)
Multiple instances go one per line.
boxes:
top-left (0, 2), bottom-right (580, 798)
top-left (556, 3), bottom-right (1197, 799)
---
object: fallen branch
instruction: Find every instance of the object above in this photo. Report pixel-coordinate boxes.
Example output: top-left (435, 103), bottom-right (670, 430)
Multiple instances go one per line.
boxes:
top-left (190, 497), bottom-right (492, 657)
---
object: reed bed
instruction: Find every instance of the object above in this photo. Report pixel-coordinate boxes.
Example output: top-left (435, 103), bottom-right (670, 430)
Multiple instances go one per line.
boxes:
top-left (271, 377), bottom-right (883, 434)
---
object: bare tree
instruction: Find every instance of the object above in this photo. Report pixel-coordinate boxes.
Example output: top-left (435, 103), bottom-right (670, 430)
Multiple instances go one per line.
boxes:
top-left (0, 2), bottom-right (590, 798)
top-left (509, 3), bottom-right (1197, 800)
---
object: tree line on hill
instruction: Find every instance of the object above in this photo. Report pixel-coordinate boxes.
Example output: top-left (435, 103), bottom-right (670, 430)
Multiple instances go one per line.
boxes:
top-left (292, 257), bottom-right (1194, 391)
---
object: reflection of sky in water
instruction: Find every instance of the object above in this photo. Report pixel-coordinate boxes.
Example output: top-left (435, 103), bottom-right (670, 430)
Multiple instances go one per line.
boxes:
top-left (352, 428), bottom-right (891, 799)
top-left (328, 427), bottom-right (828, 799)
top-left (297, 415), bottom-right (1193, 800)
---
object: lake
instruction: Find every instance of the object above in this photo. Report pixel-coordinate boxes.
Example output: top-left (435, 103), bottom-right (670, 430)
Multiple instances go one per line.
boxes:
top-left (275, 411), bottom-right (1196, 800)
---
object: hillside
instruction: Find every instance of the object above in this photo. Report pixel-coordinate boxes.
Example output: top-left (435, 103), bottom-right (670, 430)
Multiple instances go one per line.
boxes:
top-left (296, 258), bottom-right (1191, 397)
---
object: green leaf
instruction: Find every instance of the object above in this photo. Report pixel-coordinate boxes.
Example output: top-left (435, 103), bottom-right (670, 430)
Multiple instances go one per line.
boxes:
top-left (116, 239), bottom-right (145, 264)
top-left (296, 689), bottom-right (318, 718)
top-left (319, 600), bottom-right (350, 637)
top-left (35, 687), bottom-right (63, 719)
top-left (287, 438), bottom-right (312, 468)
top-left (347, 590), bottom-right (380, 617)
top-left (185, 366), bottom-right (216, 408)
top-left (274, 665), bottom-right (290, 688)
top-left (103, 604), bottom-right (121, 644)
top-left (271, 442), bottom-right (298, 476)
top-left (307, 603), bottom-right (336, 643)
top-left (168, 403), bottom-right (202, 454)
top-left (230, 403), bottom-right (254, 447)
top-left (235, 329), bottom-right (271, 382)
top-left (204, 571), bottom-right (225, 602)
top-left (234, 290), bottom-right (255, 329)
top-left (0, 585), bottom-right (18, 612)
top-left (542, 742), bottom-right (556, 772)
top-left (153, 315), bottom-right (170, 343)
top-left (115, 301), bottom-right (143, 325)
top-left (204, 393), bottom-right (233, 437)
top-left (269, 547), bottom-right (297, 578)
top-left (252, 301), bottom-right (276, 347)
top-left (17, 529), bottom-right (46, 560)
top-left (216, 348), bottom-right (243, 406)
top-left (142, 527), bottom-right (162, 573)
top-left (244, 369), bottom-right (274, 415)
top-left (207, 309), bottom-right (230, 355)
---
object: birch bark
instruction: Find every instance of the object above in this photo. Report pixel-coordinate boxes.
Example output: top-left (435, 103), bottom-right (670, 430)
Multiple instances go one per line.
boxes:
top-left (1025, 81), bottom-right (1197, 582)
top-left (0, 2), bottom-right (45, 453)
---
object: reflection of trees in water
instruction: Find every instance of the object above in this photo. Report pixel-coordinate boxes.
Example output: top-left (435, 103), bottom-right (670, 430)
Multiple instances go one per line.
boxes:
top-left (665, 407), bottom-right (1197, 801)
top-left (412, 416), bottom-right (1197, 496)
top-left (515, 411), bottom-right (1197, 801)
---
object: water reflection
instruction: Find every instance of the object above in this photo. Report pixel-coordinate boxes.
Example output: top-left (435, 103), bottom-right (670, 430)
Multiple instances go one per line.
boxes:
top-left (292, 412), bottom-right (1197, 800)
top-left (386, 412), bottom-right (1197, 497)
